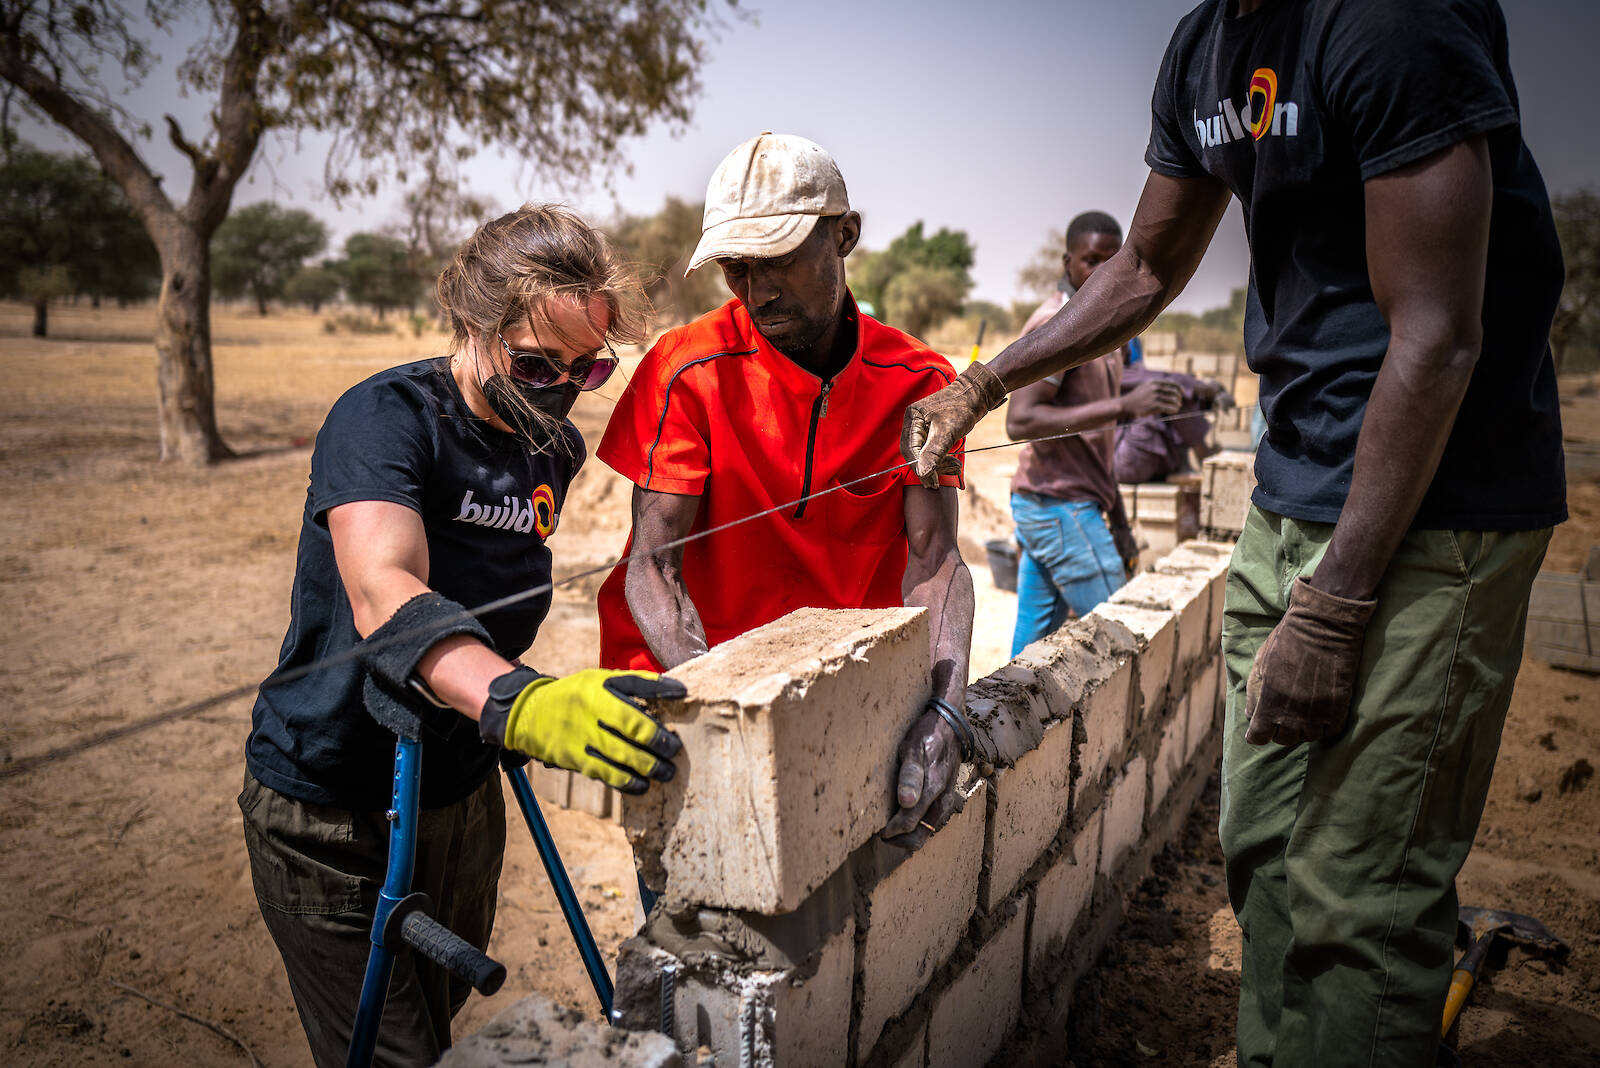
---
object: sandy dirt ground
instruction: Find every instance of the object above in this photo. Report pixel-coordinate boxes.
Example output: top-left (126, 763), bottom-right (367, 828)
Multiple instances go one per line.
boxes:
top-left (0, 303), bottom-right (1595, 1066)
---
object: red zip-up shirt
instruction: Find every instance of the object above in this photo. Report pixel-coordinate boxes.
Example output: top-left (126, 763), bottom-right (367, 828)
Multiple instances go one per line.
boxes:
top-left (596, 296), bottom-right (964, 671)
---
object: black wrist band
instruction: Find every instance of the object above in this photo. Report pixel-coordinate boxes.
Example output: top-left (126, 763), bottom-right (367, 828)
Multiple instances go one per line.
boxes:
top-left (930, 697), bottom-right (975, 762)
top-left (479, 666), bottom-right (542, 746)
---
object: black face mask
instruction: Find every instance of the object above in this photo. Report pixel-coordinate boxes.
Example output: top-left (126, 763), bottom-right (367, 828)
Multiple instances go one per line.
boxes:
top-left (482, 375), bottom-right (580, 450)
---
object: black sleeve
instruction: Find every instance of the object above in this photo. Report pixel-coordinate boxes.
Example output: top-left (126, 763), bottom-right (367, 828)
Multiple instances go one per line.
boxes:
top-left (1146, 13), bottom-right (1210, 180)
top-left (1321, 0), bottom-right (1516, 180)
top-left (309, 375), bottom-right (435, 525)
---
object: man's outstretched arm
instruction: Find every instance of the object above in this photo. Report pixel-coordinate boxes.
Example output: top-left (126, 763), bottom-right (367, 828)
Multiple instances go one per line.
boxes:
top-left (1245, 136), bottom-right (1495, 745)
top-left (903, 171), bottom-right (1232, 485)
top-left (623, 485), bottom-right (711, 669)
top-left (883, 484), bottom-right (974, 849)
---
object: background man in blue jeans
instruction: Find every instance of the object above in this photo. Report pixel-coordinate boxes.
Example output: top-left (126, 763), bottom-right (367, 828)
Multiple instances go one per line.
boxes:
top-left (1004, 210), bottom-right (1182, 656)
top-left (904, 2), bottom-right (1564, 1062)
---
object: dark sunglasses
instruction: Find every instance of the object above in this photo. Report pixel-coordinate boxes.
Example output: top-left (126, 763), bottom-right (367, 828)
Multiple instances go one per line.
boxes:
top-left (497, 332), bottom-right (619, 391)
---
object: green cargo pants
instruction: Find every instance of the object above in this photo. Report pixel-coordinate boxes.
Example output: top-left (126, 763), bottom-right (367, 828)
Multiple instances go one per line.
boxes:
top-left (1219, 506), bottom-right (1549, 1068)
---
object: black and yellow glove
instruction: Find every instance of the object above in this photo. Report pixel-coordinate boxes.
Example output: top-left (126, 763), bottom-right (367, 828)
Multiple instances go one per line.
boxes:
top-left (480, 667), bottom-right (685, 794)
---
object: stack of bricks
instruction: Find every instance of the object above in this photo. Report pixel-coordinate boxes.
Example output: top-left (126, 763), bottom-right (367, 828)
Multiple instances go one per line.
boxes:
top-left (1118, 480), bottom-right (1203, 563)
top-left (595, 540), bottom-right (1233, 1067)
top-left (1201, 451), bottom-right (1257, 540)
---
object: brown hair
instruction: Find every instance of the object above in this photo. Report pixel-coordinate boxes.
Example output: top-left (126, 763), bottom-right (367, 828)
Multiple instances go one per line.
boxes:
top-left (437, 202), bottom-right (647, 349)
top-left (435, 204), bottom-right (646, 452)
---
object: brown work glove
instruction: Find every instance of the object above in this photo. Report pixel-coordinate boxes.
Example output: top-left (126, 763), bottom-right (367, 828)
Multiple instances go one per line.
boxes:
top-left (1110, 521), bottom-right (1140, 578)
top-left (1245, 576), bottom-right (1377, 746)
top-left (901, 362), bottom-right (1006, 488)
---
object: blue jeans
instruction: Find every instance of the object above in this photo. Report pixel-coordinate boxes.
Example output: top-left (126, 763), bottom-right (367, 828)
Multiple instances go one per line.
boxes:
top-left (1010, 492), bottom-right (1125, 657)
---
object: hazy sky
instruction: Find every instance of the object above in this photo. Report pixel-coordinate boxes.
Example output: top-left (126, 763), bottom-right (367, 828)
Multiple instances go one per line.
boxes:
top-left (16, 0), bottom-right (1600, 312)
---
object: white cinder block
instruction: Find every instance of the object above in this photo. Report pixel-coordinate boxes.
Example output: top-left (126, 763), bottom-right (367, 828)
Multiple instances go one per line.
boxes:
top-left (1154, 541), bottom-right (1233, 639)
top-left (623, 607), bottom-right (930, 913)
top-left (1090, 602), bottom-right (1175, 728)
top-left (1112, 570), bottom-right (1213, 682)
top-left (857, 779), bottom-right (988, 1058)
top-left (527, 763), bottom-right (571, 808)
top-left (983, 718), bottom-right (1073, 910)
top-left (926, 905), bottom-right (1027, 1068)
top-left (1151, 697), bottom-right (1188, 813)
top-left (1203, 453), bottom-right (1256, 535)
top-left (1099, 756), bottom-right (1149, 879)
top-left (566, 771), bottom-right (612, 819)
top-left (1188, 658), bottom-right (1221, 761)
top-left (1028, 808), bottom-right (1104, 968)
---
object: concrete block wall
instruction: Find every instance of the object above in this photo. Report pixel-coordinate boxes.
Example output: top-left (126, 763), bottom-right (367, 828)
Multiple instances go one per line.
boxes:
top-left (597, 539), bottom-right (1234, 1067)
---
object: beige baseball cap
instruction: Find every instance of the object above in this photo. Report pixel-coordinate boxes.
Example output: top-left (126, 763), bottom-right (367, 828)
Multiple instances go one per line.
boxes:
top-left (685, 132), bottom-right (850, 275)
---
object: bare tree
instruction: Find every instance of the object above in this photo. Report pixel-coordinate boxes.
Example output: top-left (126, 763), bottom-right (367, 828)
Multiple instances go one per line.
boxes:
top-left (1551, 188), bottom-right (1600, 374)
top-left (1, 1), bottom-right (725, 463)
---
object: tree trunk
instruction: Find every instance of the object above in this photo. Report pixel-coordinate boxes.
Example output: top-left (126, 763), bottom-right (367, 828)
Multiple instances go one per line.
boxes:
top-left (32, 297), bottom-right (47, 338)
top-left (255, 288), bottom-right (269, 316)
top-left (154, 226), bottom-right (232, 464)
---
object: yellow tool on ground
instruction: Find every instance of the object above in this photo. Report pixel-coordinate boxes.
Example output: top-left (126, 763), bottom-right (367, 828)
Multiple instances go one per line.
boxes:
top-left (970, 318), bottom-right (987, 364)
top-left (1441, 905), bottom-right (1567, 1039)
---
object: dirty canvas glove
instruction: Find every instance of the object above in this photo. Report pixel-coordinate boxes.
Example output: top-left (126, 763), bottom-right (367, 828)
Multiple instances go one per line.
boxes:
top-left (1109, 520), bottom-right (1140, 577)
top-left (901, 362), bottom-right (1006, 488)
top-left (1245, 577), bottom-right (1377, 746)
top-left (484, 667), bottom-right (685, 794)
top-left (882, 701), bottom-right (968, 850)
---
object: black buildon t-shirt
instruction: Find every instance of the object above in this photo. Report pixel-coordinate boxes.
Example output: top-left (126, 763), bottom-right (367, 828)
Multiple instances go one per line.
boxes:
top-left (1146, 0), bottom-right (1565, 530)
top-left (246, 358), bottom-right (584, 810)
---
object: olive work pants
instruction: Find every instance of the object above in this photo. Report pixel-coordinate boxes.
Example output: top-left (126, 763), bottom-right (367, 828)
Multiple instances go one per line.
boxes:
top-left (240, 772), bottom-right (505, 1068)
top-left (1219, 506), bottom-right (1550, 1068)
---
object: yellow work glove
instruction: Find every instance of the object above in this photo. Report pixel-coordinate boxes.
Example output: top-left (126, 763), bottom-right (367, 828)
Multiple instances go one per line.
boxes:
top-left (482, 668), bottom-right (685, 793)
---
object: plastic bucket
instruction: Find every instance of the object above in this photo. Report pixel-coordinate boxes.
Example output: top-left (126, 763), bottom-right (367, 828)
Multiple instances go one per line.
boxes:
top-left (984, 538), bottom-right (1019, 592)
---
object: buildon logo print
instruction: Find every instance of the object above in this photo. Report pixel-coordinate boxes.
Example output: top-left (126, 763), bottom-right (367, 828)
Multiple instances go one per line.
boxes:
top-left (454, 487), bottom-right (558, 537)
top-left (1248, 67), bottom-right (1278, 140)
top-left (1194, 65), bottom-right (1299, 148)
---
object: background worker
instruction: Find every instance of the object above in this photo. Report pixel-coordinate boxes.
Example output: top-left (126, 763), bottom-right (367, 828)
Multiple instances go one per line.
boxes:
top-left (597, 133), bottom-right (976, 848)
top-left (243, 206), bottom-right (684, 1067)
top-left (901, 1), bottom-right (1566, 1064)
top-left (1005, 211), bottom-right (1183, 656)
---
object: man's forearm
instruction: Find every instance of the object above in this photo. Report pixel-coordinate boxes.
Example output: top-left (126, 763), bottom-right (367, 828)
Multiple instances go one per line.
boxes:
top-left (1007, 394), bottom-right (1128, 441)
top-left (903, 545), bottom-right (973, 708)
top-left (989, 252), bottom-right (1167, 391)
top-left (1310, 339), bottom-right (1477, 601)
top-left (988, 172), bottom-right (1232, 392)
top-left (624, 556), bottom-right (709, 669)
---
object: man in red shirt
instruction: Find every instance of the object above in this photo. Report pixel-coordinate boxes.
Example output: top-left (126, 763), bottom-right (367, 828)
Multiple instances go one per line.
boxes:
top-left (597, 132), bottom-right (975, 847)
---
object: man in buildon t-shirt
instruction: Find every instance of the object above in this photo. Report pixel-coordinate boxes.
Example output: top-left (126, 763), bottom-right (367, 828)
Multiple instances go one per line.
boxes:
top-left (900, 1), bottom-right (1565, 1064)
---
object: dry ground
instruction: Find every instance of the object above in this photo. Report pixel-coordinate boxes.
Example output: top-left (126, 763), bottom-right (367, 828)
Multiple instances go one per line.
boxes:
top-left (0, 302), bottom-right (1595, 1066)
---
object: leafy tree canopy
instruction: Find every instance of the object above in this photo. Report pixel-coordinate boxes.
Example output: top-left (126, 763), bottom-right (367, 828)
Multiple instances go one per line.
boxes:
top-left (1552, 188), bottom-right (1600, 373)
top-left (1, 0), bottom-right (728, 462)
top-left (284, 262), bottom-right (342, 313)
top-left (333, 231), bottom-right (421, 318)
top-left (1017, 228), bottom-right (1066, 300)
top-left (849, 221), bottom-right (976, 337)
top-left (0, 141), bottom-right (159, 333)
top-left (212, 202), bottom-right (328, 314)
top-left (605, 196), bottom-right (727, 326)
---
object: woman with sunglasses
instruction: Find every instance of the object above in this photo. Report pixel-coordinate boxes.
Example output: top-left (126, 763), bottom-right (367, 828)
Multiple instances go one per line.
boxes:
top-left (241, 204), bottom-right (681, 1067)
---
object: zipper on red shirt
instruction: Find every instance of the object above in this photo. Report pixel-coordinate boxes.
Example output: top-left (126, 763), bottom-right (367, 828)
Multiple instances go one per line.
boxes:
top-left (793, 379), bottom-right (833, 519)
